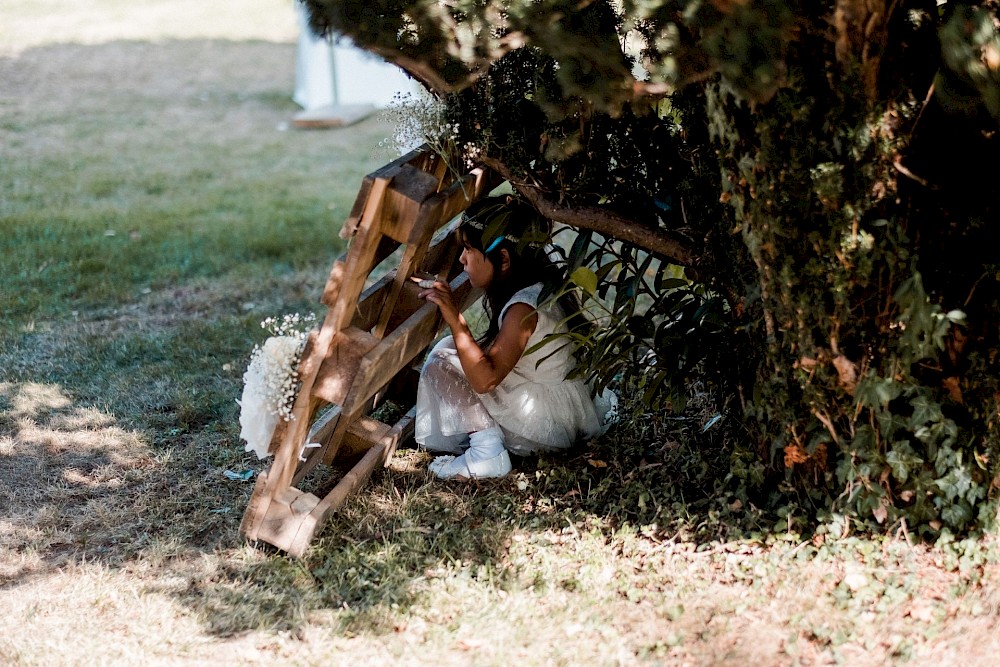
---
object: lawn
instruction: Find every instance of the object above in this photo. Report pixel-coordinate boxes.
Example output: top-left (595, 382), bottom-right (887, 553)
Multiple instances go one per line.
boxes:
top-left (2, 2), bottom-right (1000, 666)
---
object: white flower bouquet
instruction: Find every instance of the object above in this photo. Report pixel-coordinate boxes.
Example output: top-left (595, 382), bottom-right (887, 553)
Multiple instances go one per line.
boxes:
top-left (237, 313), bottom-right (315, 459)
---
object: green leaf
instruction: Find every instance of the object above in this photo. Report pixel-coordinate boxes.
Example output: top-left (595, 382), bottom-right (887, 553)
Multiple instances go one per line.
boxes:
top-left (909, 394), bottom-right (943, 429)
top-left (614, 275), bottom-right (638, 314)
top-left (569, 266), bottom-right (598, 296)
top-left (941, 502), bottom-right (972, 529)
top-left (885, 441), bottom-right (922, 483)
top-left (856, 376), bottom-right (903, 408)
top-left (656, 277), bottom-right (688, 291)
top-left (568, 230), bottom-right (593, 270)
top-left (936, 468), bottom-right (973, 502)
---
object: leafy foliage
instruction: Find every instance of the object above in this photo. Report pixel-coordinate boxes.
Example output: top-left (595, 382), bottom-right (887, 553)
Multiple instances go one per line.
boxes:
top-left (305, 0), bottom-right (1000, 537)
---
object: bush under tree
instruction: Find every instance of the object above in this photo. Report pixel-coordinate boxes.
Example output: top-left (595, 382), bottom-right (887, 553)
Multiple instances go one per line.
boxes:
top-left (302, 0), bottom-right (1000, 538)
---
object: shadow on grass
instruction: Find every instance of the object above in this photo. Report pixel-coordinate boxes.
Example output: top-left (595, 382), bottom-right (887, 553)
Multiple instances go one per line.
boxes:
top-left (175, 455), bottom-right (527, 636)
top-left (0, 306), bottom-right (279, 582)
top-left (0, 335), bottom-right (740, 640)
top-left (177, 415), bottom-right (742, 639)
top-left (0, 377), bottom-right (246, 582)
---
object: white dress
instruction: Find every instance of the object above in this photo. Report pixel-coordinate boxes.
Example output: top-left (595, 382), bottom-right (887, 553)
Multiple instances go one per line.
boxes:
top-left (414, 283), bottom-right (607, 456)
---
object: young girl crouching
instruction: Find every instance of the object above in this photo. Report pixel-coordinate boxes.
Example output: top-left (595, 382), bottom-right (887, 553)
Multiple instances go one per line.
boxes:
top-left (414, 195), bottom-right (614, 480)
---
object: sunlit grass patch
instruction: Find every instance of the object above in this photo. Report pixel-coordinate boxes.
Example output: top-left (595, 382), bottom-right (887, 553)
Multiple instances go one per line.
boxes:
top-left (0, 35), bottom-right (388, 325)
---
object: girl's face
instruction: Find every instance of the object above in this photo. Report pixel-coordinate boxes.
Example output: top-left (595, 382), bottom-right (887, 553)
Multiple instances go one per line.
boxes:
top-left (460, 244), bottom-right (495, 289)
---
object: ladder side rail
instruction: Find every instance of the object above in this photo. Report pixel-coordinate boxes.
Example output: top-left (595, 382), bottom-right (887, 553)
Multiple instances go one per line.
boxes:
top-left (372, 167), bottom-right (495, 338)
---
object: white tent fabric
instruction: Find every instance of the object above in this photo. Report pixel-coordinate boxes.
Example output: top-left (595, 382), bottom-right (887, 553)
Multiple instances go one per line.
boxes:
top-left (293, 3), bottom-right (419, 111)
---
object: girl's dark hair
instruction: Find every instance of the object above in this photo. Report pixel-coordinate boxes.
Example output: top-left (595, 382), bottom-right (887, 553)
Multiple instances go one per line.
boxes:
top-left (458, 195), bottom-right (592, 346)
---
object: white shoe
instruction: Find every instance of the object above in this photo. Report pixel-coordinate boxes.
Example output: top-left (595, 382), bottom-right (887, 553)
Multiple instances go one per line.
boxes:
top-left (594, 387), bottom-right (619, 433)
top-left (428, 449), bottom-right (512, 480)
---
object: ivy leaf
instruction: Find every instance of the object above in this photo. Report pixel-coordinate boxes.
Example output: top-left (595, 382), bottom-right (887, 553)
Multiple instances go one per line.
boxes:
top-left (854, 379), bottom-right (881, 408)
top-left (941, 502), bottom-right (972, 528)
top-left (936, 467), bottom-right (973, 502)
top-left (909, 394), bottom-right (943, 429)
top-left (886, 441), bottom-right (922, 483)
top-left (875, 379), bottom-right (903, 404)
top-left (855, 377), bottom-right (902, 408)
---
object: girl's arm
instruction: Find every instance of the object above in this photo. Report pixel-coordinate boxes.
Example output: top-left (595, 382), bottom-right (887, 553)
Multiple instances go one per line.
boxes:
top-left (421, 283), bottom-right (537, 393)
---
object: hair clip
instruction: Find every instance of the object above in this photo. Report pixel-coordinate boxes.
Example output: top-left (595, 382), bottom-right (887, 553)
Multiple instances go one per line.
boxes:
top-left (484, 236), bottom-right (504, 253)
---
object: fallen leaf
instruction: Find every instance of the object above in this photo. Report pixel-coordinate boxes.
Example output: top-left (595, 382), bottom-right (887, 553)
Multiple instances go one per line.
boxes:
top-left (943, 376), bottom-right (963, 403)
top-left (455, 637), bottom-right (485, 651)
top-left (587, 459), bottom-right (608, 468)
top-left (784, 443), bottom-right (808, 467)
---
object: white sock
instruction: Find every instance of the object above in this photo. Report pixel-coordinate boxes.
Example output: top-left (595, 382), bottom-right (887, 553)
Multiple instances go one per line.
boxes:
top-left (466, 426), bottom-right (505, 461)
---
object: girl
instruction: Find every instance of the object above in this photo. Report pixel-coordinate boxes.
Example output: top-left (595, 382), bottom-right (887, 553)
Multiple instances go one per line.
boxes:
top-left (414, 195), bottom-right (614, 479)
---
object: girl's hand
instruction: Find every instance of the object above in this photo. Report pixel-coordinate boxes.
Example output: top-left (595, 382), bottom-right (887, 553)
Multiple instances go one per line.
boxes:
top-left (420, 280), bottom-right (460, 326)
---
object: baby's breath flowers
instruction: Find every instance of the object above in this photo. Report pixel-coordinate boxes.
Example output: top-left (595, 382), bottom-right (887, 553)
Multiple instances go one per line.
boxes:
top-left (377, 91), bottom-right (454, 156)
top-left (376, 91), bottom-right (485, 170)
top-left (237, 313), bottom-right (316, 459)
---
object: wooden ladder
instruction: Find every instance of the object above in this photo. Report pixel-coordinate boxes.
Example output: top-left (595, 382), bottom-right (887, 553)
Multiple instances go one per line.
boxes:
top-left (239, 147), bottom-right (499, 556)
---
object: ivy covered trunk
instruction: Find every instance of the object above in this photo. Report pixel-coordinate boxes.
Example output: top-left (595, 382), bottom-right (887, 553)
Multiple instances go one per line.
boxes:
top-left (712, 6), bottom-right (1000, 536)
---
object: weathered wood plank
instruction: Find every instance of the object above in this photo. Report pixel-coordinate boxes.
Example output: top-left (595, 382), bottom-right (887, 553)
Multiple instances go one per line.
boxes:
top-left (339, 145), bottom-right (432, 240)
top-left (372, 169), bottom-right (490, 337)
top-left (311, 327), bottom-right (381, 406)
top-left (378, 164), bottom-right (441, 244)
top-left (240, 149), bottom-right (502, 556)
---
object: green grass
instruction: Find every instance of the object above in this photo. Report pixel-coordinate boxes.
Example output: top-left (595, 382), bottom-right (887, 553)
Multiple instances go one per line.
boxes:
top-left (0, 104), bottom-right (371, 321)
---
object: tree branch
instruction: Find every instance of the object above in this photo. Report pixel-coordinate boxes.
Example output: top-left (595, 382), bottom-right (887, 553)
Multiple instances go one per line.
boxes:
top-left (481, 157), bottom-right (698, 266)
top-left (362, 31), bottom-right (526, 96)
top-left (363, 47), bottom-right (479, 94)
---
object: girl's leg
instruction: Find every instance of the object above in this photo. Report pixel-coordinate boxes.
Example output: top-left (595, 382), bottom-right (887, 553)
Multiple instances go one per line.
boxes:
top-left (415, 337), bottom-right (511, 478)
top-left (427, 425), bottom-right (511, 479)
top-left (415, 337), bottom-right (493, 452)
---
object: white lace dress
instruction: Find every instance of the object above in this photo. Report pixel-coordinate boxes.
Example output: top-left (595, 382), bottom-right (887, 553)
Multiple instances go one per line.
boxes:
top-left (415, 283), bottom-right (607, 456)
